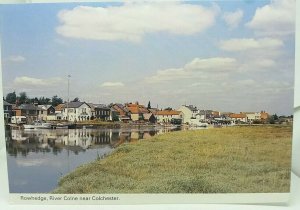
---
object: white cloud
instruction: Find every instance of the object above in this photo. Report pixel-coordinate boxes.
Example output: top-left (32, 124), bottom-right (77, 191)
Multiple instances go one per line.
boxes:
top-left (223, 9), bottom-right (243, 29)
top-left (6, 55), bottom-right (26, 62)
top-left (56, 2), bottom-right (219, 42)
top-left (101, 82), bottom-right (124, 87)
top-left (253, 59), bottom-right (276, 68)
top-left (219, 38), bottom-right (284, 51)
top-left (184, 57), bottom-right (237, 72)
top-left (14, 76), bottom-right (64, 87)
top-left (146, 57), bottom-right (237, 83)
top-left (246, 0), bottom-right (295, 37)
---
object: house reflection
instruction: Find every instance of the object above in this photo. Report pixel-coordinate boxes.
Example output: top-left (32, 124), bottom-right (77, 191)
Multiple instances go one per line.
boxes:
top-left (5, 128), bottom-right (167, 157)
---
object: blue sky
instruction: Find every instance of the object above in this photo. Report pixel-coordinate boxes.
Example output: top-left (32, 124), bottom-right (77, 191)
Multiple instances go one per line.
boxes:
top-left (0, 0), bottom-right (295, 115)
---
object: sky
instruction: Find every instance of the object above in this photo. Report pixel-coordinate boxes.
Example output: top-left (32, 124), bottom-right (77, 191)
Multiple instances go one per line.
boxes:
top-left (0, 0), bottom-right (296, 115)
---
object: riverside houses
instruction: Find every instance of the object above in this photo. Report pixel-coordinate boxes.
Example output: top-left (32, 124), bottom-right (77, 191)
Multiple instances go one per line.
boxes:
top-left (126, 102), bottom-right (149, 122)
top-left (143, 113), bottom-right (156, 123)
top-left (94, 104), bottom-right (111, 121)
top-left (242, 112), bottom-right (261, 123)
top-left (3, 100), bottom-right (13, 122)
top-left (260, 111), bottom-right (269, 122)
top-left (62, 102), bottom-right (92, 122)
top-left (155, 110), bottom-right (182, 124)
top-left (177, 105), bottom-right (199, 123)
top-left (38, 105), bottom-right (56, 121)
top-left (229, 113), bottom-right (247, 123)
top-left (111, 103), bottom-right (131, 122)
top-left (55, 104), bottom-right (65, 120)
top-left (88, 103), bottom-right (96, 120)
top-left (14, 104), bottom-right (42, 123)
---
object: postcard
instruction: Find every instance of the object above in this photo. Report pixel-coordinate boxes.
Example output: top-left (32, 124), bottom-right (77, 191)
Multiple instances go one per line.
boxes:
top-left (0, 0), bottom-right (296, 205)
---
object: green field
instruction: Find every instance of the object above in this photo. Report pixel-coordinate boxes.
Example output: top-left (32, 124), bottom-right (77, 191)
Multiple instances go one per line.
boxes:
top-left (53, 125), bottom-right (292, 193)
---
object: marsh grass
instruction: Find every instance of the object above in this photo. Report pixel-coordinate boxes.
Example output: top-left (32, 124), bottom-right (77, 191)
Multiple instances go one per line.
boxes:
top-left (53, 125), bottom-right (292, 193)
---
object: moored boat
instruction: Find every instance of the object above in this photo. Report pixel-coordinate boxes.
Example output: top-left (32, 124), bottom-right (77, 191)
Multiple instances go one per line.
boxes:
top-left (23, 121), bottom-right (52, 129)
top-left (55, 123), bottom-right (76, 129)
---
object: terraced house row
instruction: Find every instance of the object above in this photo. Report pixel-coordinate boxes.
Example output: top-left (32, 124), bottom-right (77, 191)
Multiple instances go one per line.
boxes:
top-left (3, 99), bottom-right (272, 125)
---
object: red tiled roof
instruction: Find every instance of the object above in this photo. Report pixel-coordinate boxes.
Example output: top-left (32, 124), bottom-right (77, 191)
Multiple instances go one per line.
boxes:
top-left (127, 106), bottom-right (139, 114)
top-left (229, 113), bottom-right (246, 118)
top-left (126, 103), bottom-right (149, 114)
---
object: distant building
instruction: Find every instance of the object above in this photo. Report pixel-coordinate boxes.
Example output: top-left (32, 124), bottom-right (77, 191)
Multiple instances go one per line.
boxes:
top-left (125, 102), bottom-right (149, 122)
top-left (177, 105), bottom-right (199, 123)
top-left (88, 103), bottom-right (96, 120)
top-left (62, 102), bottom-right (92, 122)
top-left (111, 103), bottom-right (130, 122)
top-left (38, 105), bottom-right (56, 121)
top-left (143, 113), bottom-right (156, 123)
top-left (260, 111), bottom-right (269, 122)
top-left (15, 104), bottom-right (42, 123)
top-left (3, 100), bottom-right (13, 123)
top-left (55, 104), bottom-right (65, 120)
top-left (94, 104), bottom-right (111, 121)
top-left (155, 110), bottom-right (182, 124)
top-left (242, 112), bottom-right (261, 123)
top-left (229, 113), bottom-right (247, 123)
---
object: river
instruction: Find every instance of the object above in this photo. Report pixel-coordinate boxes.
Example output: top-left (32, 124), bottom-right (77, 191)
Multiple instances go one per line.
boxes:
top-left (5, 127), bottom-right (185, 193)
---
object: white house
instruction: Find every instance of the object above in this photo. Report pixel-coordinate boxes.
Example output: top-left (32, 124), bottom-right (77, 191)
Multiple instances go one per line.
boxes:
top-left (177, 105), bottom-right (199, 123)
top-left (155, 110), bottom-right (182, 124)
top-left (62, 102), bottom-right (92, 122)
top-left (243, 112), bottom-right (261, 123)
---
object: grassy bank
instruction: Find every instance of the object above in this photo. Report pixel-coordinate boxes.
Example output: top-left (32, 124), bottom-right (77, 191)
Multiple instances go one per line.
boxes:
top-left (53, 125), bottom-right (292, 193)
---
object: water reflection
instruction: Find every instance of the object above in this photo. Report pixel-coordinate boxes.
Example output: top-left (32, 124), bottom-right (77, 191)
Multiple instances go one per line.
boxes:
top-left (6, 128), bottom-right (169, 156)
top-left (5, 127), bottom-right (180, 193)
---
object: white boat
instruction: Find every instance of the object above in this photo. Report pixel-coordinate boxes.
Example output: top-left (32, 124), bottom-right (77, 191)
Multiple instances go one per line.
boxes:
top-left (24, 121), bottom-right (52, 129)
top-left (56, 123), bottom-right (68, 129)
top-left (189, 118), bottom-right (210, 127)
top-left (198, 123), bottom-right (208, 127)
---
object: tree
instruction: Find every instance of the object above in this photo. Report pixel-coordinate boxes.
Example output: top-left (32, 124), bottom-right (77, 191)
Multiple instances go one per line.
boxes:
top-left (72, 97), bottom-right (80, 102)
top-left (51, 95), bottom-right (63, 107)
top-left (5, 91), bottom-right (17, 104)
top-left (38, 97), bottom-right (51, 105)
top-left (112, 112), bottom-right (119, 121)
top-left (29, 97), bottom-right (39, 104)
top-left (18, 92), bottom-right (28, 104)
top-left (147, 101), bottom-right (151, 109)
top-left (268, 114), bottom-right (279, 124)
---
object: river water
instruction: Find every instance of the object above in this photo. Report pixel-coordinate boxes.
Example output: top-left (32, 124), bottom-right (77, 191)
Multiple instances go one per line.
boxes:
top-left (5, 127), bottom-right (184, 193)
